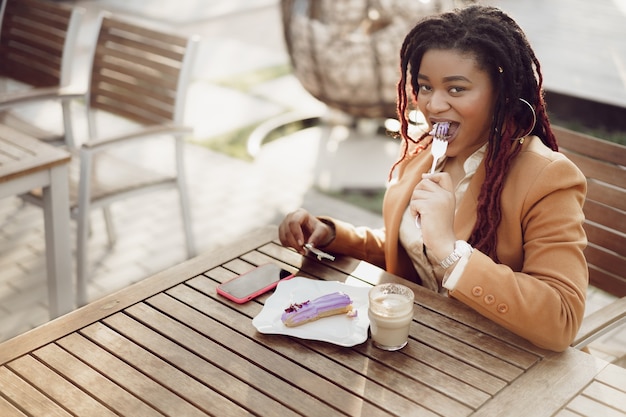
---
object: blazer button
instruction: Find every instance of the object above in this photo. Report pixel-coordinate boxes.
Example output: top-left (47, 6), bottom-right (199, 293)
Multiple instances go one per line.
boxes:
top-left (484, 294), bottom-right (495, 305)
top-left (472, 286), bottom-right (483, 297)
top-left (497, 303), bottom-right (509, 314)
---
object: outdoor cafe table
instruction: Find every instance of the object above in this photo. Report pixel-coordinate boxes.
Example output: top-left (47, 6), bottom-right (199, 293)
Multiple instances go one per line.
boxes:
top-left (0, 226), bottom-right (624, 416)
top-left (0, 124), bottom-right (73, 317)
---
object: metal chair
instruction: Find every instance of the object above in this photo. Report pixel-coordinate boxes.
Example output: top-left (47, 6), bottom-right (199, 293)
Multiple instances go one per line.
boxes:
top-left (21, 13), bottom-right (199, 305)
top-left (573, 297), bottom-right (626, 350)
top-left (0, 0), bottom-right (84, 144)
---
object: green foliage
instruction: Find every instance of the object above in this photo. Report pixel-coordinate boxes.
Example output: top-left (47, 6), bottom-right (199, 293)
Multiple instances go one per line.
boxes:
top-left (215, 64), bottom-right (292, 92)
top-left (191, 64), bottom-right (295, 161)
top-left (191, 124), bottom-right (257, 161)
top-left (324, 189), bottom-right (386, 215)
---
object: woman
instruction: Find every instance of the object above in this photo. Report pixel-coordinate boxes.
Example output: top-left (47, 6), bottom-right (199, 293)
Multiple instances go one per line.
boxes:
top-left (279, 5), bottom-right (588, 351)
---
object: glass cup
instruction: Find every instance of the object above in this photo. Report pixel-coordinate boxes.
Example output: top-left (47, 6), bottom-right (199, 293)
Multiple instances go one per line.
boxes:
top-left (368, 283), bottom-right (415, 351)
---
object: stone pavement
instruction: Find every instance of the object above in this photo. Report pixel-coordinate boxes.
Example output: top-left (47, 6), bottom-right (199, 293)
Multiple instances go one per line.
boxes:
top-left (0, 0), bottom-right (624, 368)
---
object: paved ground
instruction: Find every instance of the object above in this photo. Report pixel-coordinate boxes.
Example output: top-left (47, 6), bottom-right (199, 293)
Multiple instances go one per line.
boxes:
top-left (1, 0), bottom-right (624, 367)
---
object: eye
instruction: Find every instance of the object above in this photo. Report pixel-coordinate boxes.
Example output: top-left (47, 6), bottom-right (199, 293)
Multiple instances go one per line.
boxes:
top-left (418, 84), bottom-right (432, 93)
top-left (449, 86), bottom-right (465, 94)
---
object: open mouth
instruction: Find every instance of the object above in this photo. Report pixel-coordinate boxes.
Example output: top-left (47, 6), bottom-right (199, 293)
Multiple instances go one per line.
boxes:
top-left (430, 121), bottom-right (459, 140)
top-left (446, 122), bottom-right (459, 139)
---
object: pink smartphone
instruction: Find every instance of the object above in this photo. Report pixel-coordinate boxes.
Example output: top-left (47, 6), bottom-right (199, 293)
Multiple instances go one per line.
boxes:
top-left (216, 263), bottom-right (295, 304)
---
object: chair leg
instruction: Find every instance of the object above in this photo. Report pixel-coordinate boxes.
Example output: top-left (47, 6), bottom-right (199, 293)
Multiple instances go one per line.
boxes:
top-left (77, 149), bottom-right (94, 306)
top-left (103, 207), bottom-right (116, 247)
top-left (176, 139), bottom-right (196, 258)
top-left (76, 207), bottom-right (90, 306)
top-left (179, 190), bottom-right (198, 258)
top-left (178, 185), bottom-right (197, 259)
top-left (61, 100), bottom-right (76, 149)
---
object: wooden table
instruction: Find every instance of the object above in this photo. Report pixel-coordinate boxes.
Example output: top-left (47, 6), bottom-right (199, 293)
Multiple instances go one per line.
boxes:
top-left (1, 226), bottom-right (624, 417)
top-left (0, 124), bottom-right (73, 317)
top-left (556, 362), bottom-right (626, 417)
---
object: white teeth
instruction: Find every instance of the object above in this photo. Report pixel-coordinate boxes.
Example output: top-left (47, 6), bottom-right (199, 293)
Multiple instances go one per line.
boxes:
top-left (429, 122), bottom-right (450, 139)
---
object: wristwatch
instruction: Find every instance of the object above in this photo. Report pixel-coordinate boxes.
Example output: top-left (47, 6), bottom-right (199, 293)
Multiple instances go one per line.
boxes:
top-left (439, 240), bottom-right (473, 269)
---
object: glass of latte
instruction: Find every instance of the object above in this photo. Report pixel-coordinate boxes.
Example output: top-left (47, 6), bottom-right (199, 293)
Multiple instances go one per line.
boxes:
top-left (368, 283), bottom-right (415, 351)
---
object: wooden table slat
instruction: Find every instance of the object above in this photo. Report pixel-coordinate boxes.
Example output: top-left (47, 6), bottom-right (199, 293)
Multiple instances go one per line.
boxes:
top-left (308, 340), bottom-right (476, 417)
top-left (0, 128), bottom-right (70, 181)
top-left (411, 316), bottom-right (524, 381)
top-left (7, 355), bottom-right (118, 417)
top-left (125, 297), bottom-right (349, 417)
top-left (31, 344), bottom-right (163, 417)
top-left (566, 394), bottom-right (626, 417)
top-left (0, 396), bottom-right (28, 417)
top-left (595, 363), bottom-right (626, 394)
top-left (79, 321), bottom-right (242, 417)
top-left (581, 381), bottom-right (626, 413)
top-left (382, 338), bottom-right (508, 395)
top-left (239, 248), bottom-right (303, 276)
top-left (414, 305), bottom-right (538, 369)
top-left (0, 136), bottom-right (33, 160)
top-left (107, 306), bottom-right (305, 417)
top-left (554, 409), bottom-right (584, 417)
top-left (57, 332), bottom-right (207, 417)
top-left (470, 350), bottom-right (608, 417)
top-left (0, 367), bottom-right (72, 417)
top-left (561, 363), bottom-right (626, 417)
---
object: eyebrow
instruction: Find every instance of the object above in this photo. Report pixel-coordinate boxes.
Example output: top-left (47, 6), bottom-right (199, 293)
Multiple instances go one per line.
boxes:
top-left (417, 74), bottom-right (472, 83)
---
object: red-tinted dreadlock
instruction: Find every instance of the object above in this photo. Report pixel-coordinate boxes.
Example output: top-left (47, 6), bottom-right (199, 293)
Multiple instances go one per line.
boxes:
top-left (394, 5), bottom-right (558, 261)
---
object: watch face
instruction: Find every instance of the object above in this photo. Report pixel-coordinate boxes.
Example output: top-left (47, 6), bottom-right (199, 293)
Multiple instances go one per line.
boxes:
top-left (458, 241), bottom-right (474, 256)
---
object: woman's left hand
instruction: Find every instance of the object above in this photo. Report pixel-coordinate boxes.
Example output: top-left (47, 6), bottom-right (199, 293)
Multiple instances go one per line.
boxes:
top-left (410, 172), bottom-right (457, 260)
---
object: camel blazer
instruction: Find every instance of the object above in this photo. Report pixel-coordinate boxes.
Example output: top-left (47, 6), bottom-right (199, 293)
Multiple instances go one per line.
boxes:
top-left (322, 136), bottom-right (588, 351)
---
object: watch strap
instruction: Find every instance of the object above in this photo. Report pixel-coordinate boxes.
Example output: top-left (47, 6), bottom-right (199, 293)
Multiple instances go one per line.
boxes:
top-left (439, 240), bottom-right (473, 269)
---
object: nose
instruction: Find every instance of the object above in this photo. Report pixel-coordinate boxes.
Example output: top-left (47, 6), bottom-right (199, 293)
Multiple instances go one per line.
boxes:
top-left (426, 90), bottom-right (450, 113)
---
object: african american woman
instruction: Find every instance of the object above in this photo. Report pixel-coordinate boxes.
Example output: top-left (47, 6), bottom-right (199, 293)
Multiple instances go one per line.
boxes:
top-left (278, 5), bottom-right (587, 352)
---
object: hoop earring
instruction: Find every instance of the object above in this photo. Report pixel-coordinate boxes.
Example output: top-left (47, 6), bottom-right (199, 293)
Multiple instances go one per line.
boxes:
top-left (514, 98), bottom-right (536, 144)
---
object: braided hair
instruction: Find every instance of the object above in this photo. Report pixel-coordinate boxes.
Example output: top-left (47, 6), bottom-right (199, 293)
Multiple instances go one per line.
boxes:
top-left (393, 5), bottom-right (558, 261)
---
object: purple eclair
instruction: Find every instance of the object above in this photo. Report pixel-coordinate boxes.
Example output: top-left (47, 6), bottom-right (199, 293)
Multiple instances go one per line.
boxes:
top-left (281, 292), bottom-right (353, 327)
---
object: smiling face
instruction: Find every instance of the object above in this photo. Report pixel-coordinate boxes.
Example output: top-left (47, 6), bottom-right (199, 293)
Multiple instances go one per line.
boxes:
top-left (416, 48), bottom-right (498, 160)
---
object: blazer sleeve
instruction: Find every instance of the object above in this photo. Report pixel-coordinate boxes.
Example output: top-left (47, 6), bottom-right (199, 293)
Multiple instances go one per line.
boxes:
top-left (317, 216), bottom-right (387, 270)
top-left (448, 154), bottom-right (588, 351)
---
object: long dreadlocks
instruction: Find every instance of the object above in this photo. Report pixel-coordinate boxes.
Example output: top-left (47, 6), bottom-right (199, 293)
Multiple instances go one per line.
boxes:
top-left (393, 5), bottom-right (558, 261)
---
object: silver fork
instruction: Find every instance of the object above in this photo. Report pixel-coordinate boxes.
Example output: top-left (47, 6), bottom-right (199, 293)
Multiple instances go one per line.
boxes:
top-left (415, 122), bottom-right (450, 228)
top-left (428, 136), bottom-right (448, 174)
top-left (304, 243), bottom-right (335, 261)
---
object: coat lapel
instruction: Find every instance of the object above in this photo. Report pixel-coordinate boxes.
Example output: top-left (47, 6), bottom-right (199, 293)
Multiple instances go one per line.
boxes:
top-left (385, 153), bottom-right (431, 234)
top-left (382, 152), bottom-right (429, 269)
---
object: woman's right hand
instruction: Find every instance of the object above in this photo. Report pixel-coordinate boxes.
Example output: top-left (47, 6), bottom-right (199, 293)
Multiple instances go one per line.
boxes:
top-left (278, 208), bottom-right (335, 255)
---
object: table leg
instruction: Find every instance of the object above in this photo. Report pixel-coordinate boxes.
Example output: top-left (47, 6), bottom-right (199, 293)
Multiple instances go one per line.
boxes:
top-left (42, 164), bottom-right (74, 317)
